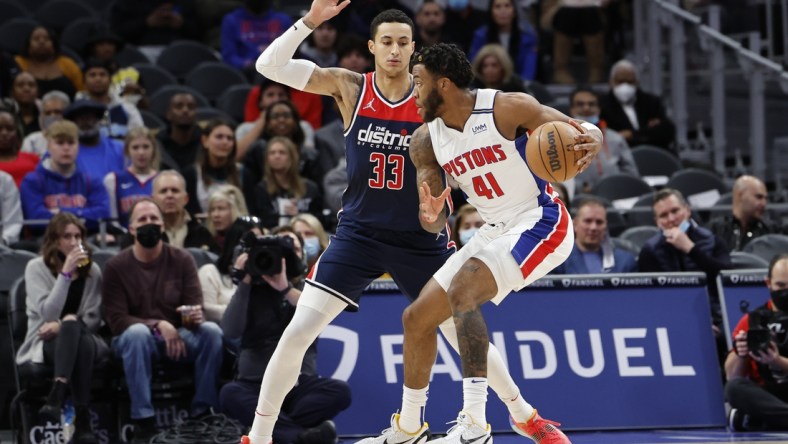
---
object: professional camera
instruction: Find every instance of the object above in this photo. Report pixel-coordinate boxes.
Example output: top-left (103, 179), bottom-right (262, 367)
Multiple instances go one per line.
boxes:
top-left (742, 301), bottom-right (788, 355)
top-left (239, 233), bottom-right (306, 281)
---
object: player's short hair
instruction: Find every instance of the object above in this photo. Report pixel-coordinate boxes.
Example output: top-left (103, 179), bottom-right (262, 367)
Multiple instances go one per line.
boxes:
top-left (412, 43), bottom-right (474, 89)
top-left (370, 9), bottom-right (414, 41)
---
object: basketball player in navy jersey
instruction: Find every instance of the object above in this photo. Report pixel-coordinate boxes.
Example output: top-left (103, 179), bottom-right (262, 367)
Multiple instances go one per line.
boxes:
top-left (241, 2), bottom-right (590, 444)
top-left (366, 44), bottom-right (602, 444)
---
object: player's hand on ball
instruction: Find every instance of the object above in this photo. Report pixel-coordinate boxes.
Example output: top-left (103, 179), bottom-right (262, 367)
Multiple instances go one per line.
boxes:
top-left (568, 119), bottom-right (602, 173)
top-left (419, 182), bottom-right (450, 223)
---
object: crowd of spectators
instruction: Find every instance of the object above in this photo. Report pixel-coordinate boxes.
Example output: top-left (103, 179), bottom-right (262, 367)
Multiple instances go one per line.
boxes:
top-left (3, 0), bottom-right (788, 440)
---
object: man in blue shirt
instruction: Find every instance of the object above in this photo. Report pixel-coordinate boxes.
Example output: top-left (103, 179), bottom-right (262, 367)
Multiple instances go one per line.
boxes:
top-left (63, 99), bottom-right (125, 184)
top-left (220, 0), bottom-right (293, 75)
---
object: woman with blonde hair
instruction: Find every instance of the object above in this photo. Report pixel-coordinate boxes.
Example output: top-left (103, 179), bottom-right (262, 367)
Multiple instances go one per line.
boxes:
top-left (290, 212), bottom-right (329, 269)
top-left (470, 44), bottom-right (528, 93)
top-left (16, 213), bottom-right (108, 444)
top-left (104, 126), bottom-right (160, 227)
top-left (205, 184), bottom-right (250, 253)
top-left (254, 136), bottom-right (323, 228)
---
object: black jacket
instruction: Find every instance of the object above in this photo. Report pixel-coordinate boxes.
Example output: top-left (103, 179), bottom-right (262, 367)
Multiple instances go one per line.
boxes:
top-left (708, 215), bottom-right (782, 252)
top-left (600, 88), bottom-right (676, 150)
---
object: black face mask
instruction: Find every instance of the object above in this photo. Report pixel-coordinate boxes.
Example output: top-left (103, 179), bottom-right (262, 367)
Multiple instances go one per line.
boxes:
top-left (771, 288), bottom-right (788, 312)
top-left (135, 224), bottom-right (162, 249)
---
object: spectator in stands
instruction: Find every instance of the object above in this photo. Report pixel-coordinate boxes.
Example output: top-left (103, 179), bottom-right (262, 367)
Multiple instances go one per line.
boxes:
top-left (237, 81), bottom-right (316, 162)
top-left (549, 0), bottom-right (607, 84)
top-left (443, 0), bottom-right (486, 52)
top-left (552, 197), bottom-right (638, 274)
top-left (470, 44), bottom-right (528, 93)
top-left (218, 229), bottom-right (351, 440)
top-left (104, 127), bottom-right (161, 228)
top-left (20, 121), bottom-right (110, 230)
top-left (639, 188), bottom-right (732, 359)
top-left (414, 0), bottom-right (449, 51)
top-left (198, 216), bottom-right (264, 324)
top-left (156, 92), bottom-right (202, 170)
top-left (82, 25), bottom-right (141, 99)
top-left (102, 198), bottom-right (223, 443)
top-left (0, 51), bottom-right (21, 98)
top-left (451, 204), bottom-right (485, 250)
top-left (4, 71), bottom-right (41, 137)
top-left (0, 170), bottom-right (22, 246)
top-left (182, 119), bottom-right (249, 215)
top-left (468, 0), bottom-right (539, 81)
top-left (110, 0), bottom-right (201, 63)
top-left (600, 60), bottom-right (676, 151)
top-left (709, 175), bottom-right (782, 252)
top-left (205, 184), bottom-right (250, 254)
top-left (14, 27), bottom-right (83, 99)
top-left (21, 90), bottom-right (70, 158)
top-left (322, 158), bottom-right (346, 224)
top-left (253, 137), bottom-right (323, 229)
top-left (725, 253), bottom-right (788, 431)
top-left (76, 58), bottom-right (144, 141)
top-left (0, 108), bottom-right (39, 187)
top-left (63, 99), bottom-right (126, 184)
top-left (569, 86), bottom-right (639, 193)
top-left (290, 213), bottom-right (328, 270)
top-left (298, 20), bottom-right (340, 68)
top-left (220, 0), bottom-right (293, 73)
top-left (150, 170), bottom-right (218, 252)
top-left (16, 213), bottom-right (108, 444)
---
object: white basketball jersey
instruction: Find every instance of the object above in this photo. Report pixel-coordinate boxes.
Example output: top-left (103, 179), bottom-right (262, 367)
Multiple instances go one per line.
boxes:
top-left (427, 89), bottom-right (553, 226)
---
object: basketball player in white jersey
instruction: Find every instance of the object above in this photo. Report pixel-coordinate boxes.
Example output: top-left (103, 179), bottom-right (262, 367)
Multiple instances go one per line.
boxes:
top-left (366, 43), bottom-right (603, 444)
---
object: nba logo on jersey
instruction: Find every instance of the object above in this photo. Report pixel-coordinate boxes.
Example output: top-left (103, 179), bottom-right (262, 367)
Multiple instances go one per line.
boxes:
top-left (363, 98), bottom-right (377, 112)
top-left (472, 123), bottom-right (487, 135)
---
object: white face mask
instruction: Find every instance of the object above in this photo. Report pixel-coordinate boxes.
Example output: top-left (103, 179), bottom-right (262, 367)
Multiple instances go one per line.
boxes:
top-left (459, 228), bottom-right (478, 246)
top-left (613, 83), bottom-right (636, 104)
top-left (303, 237), bottom-right (321, 261)
top-left (572, 114), bottom-right (599, 125)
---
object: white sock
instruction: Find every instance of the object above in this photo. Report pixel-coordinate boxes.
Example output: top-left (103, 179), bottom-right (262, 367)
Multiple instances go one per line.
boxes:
top-left (462, 377), bottom-right (488, 426)
top-left (439, 319), bottom-right (533, 422)
top-left (399, 385), bottom-right (428, 433)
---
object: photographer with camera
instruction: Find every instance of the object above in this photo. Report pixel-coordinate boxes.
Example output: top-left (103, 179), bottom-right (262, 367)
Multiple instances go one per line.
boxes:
top-left (725, 253), bottom-right (788, 431)
top-left (219, 229), bottom-right (351, 444)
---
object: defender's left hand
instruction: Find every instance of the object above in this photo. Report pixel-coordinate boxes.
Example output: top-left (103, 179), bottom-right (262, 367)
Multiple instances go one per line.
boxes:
top-left (569, 119), bottom-right (602, 173)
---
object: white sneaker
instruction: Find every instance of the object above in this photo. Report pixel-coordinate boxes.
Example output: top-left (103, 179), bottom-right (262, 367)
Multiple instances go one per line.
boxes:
top-left (354, 413), bottom-right (431, 444)
top-left (429, 412), bottom-right (492, 444)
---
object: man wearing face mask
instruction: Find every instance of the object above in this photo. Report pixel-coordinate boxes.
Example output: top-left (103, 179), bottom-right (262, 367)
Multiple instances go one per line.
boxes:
top-left (63, 99), bottom-right (125, 184)
top-left (21, 90), bottom-right (70, 157)
top-left (220, 0), bottom-right (293, 74)
top-left (725, 253), bottom-right (788, 431)
top-left (639, 188), bottom-right (732, 362)
top-left (569, 86), bottom-right (639, 193)
top-left (599, 59), bottom-right (676, 151)
top-left (219, 228), bottom-right (351, 444)
top-left (102, 197), bottom-right (224, 443)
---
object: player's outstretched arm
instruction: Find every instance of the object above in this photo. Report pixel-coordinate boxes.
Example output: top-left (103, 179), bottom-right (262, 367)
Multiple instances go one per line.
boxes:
top-left (410, 125), bottom-right (449, 233)
top-left (255, 0), bottom-right (361, 100)
top-left (498, 92), bottom-right (603, 173)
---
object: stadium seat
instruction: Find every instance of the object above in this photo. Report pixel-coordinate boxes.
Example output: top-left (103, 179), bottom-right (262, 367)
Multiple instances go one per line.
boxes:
top-left (665, 168), bottom-right (728, 207)
top-left (606, 208), bottom-right (628, 237)
top-left (618, 225), bottom-right (661, 251)
top-left (91, 248), bottom-right (118, 271)
top-left (34, 0), bottom-right (97, 32)
top-left (611, 237), bottom-right (641, 258)
top-left (591, 174), bottom-right (653, 206)
top-left (115, 45), bottom-right (150, 66)
top-left (195, 106), bottom-right (237, 125)
top-left (0, 18), bottom-right (39, 55)
top-left (187, 247), bottom-right (218, 269)
top-left (217, 84), bottom-right (254, 123)
top-left (156, 40), bottom-right (219, 80)
top-left (523, 80), bottom-right (554, 105)
top-left (0, 0), bottom-right (29, 26)
top-left (60, 17), bottom-right (104, 54)
top-left (626, 192), bottom-right (656, 226)
top-left (148, 85), bottom-right (209, 120)
top-left (631, 145), bottom-right (682, 178)
top-left (60, 45), bottom-right (83, 68)
top-left (185, 61), bottom-right (248, 103)
top-left (730, 251), bottom-right (770, 269)
top-left (139, 109), bottom-right (166, 132)
top-left (0, 249), bottom-right (36, 295)
top-left (742, 234), bottom-right (788, 263)
top-left (133, 63), bottom-right (178, 95)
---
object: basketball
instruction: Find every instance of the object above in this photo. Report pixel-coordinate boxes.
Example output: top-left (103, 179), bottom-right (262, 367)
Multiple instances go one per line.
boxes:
top-left (525, 121), bottom-right (584, 182)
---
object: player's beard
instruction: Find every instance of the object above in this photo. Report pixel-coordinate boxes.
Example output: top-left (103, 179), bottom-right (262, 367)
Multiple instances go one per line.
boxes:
top-left (421, 88), bottom-right (444, 122)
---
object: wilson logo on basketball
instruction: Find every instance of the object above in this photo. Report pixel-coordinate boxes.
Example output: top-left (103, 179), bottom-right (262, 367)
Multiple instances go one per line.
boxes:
top-left (546, 130), bottom-right (561, 173)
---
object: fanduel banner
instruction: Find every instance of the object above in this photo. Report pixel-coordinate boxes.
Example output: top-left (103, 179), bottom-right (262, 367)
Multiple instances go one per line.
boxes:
top-left (718, 269), bottom-right (770, 349)
top-left (317, 272), bottom-right (725, 435)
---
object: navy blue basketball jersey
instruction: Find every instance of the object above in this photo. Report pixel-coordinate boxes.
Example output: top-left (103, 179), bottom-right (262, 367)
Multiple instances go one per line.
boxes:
top-left (114, 169), bottom-right (156, 227)
top-left (341, 72), bottom-right (438, 232)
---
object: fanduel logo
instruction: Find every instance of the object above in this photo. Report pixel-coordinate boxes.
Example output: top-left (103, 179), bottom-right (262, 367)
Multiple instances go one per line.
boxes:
top-left (358, 124), bottom-right (411, 149)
